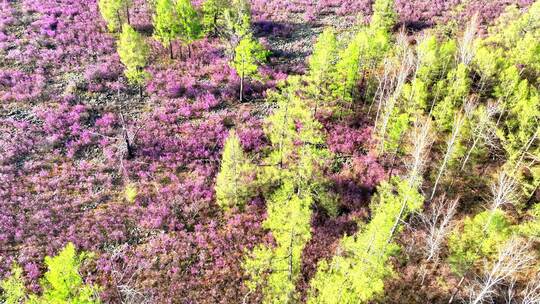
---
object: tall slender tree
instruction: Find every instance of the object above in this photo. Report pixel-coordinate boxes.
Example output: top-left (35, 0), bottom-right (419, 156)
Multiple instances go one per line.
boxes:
top-left (231, 34), bottom-right (268, 102)
top-left (215, 129), bottom-right (253, 211)
top-left (98, 0), bottom-right (132, 32)
top-left (117, 23), bottom-right (150, 97)
top-left (153, 0), bottom-right (180, 59)
top-left (176, 0), bottom-right (202, 57)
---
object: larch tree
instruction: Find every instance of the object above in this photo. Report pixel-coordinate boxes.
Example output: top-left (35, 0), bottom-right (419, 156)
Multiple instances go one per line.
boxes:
top-left (244, 78), bottom-right (336, 303)
top-left (215, 129), bottom-right (253, 211)
top-left (153, 0), bottom-right (180, 59)
top-left (201, 0), bottom-right (228, 34)
top-left (231, 34), bottom-right (268, 102)
top-left (308, 177), bottom-right (424, 304)
top-left (307, 27), bottom-right (337, 99)
top-left (0, 264), bottom-right (26, 304)
top-left (117, 23), bottom-right (150, 97)
top-left (370, 0), bottom-right (397, 33)
top-left (1, 244), bottom-right (101, 303)
top-left (98, 0), bottom-right (132, 32)
top-left (176, 0), bottom-right (202, 57)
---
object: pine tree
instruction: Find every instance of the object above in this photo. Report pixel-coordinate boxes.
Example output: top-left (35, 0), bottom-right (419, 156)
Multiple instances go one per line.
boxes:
top-left (176, 0), bottom-right (202, 57)
top-left (215, 129), bottom-right (253, 211)
top-left (98, 0), bottom-right (132, 32)
top-left (231, 34), bottom-right (268, 102)
top-left (244, 181), bottom-right (313, 303)
top-left (117, 23), bottom-right (150, 96)
top-left (32, 243), bottom-right (99, 303)
top-left (0, 264), bottom-right (26, 304)
top-left (153, 0), bottom-right (180, 59)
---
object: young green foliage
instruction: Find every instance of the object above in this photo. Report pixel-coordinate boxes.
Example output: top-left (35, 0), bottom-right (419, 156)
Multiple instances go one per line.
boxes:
top-left (117, 23), bottom-right (150, 92)
top-left (370, 0), bottom-right (398, 33)
top-left (215, 129), bottom-right (253, 211)
top-left (244, 78), bottom-right (336, 303)
top-left (334, 27), bottom-right (391, 103)
top-left (176, 0), bottom-right (202, 47)
top-left (98, 0), bottom-right (131, 32)
top-left (1, 245), bottom-right (99, 304)
top-left (231, 34), bottom-right (268, 101)
top-left (307, 28), bottom-right (337, 97)
top-left (244, 181), bottom-right (313, 303)
top-left (201, 0), bottom-right (228, 34)
top-left (447, 209), bottom-right (512, 275)
top-left (21, 243), bottom-right (100, 304)
top-left (153, 0), bottom-right (180, 58)
top-left (308, 178), bottom-right (423, 304)
top-left (1, 264), bottom-right (26, 304)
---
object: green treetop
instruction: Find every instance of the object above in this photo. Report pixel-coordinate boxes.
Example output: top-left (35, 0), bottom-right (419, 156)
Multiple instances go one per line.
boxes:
top-left (153, 0), bottom-right (180, 58)
top-left (231, 34), bottom-right (268, 101)
top-left (1, 243), bottom-right (100, 304)
top-left (308, 177), bottom-right (424, 304)
top-left (215, 129), bottom-right (253, 211)
top-left (1, 264), bottom-right (26, 304)
top-left (30, 243), bottom-right (99, 304)
top-left (98, 0), bottom-right (132, 32)
top-left (244, 180), bottom-right (313, 303)
top-left (447, 209), bottom-right (512, 275)
top-left (201, 0), bottom-right (228, 34)
top-left (176, 0), bottom-right (202, 49)
top-left (307, 28), bottom-right (337, 97)
top-left (370, 0), bottom-right (398, 33)
top-left (117, 23), bottom-right (150, 95)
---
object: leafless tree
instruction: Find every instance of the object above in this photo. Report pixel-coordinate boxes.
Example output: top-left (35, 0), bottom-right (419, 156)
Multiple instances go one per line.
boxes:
top-left (521, 273), bottom-right (540, 304)
top-left (375, 33), bottom-right (415, 154)
top-left (461, 101), bottom-right (500, 170)
top-left (468, 238), bottom-right (535, 304)
top-left (459, 13), bottom-right (479, 66)
top-left (419, 195), bottom-right (459, 263)
top-left (406, 117), bottom-right (435, 185)
top-left (490, 171), bottom-right (518, 211)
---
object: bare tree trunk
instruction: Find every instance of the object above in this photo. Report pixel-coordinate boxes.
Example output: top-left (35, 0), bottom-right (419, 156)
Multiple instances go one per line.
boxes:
top-left (126, 3), bottom-right (131, 25)
top-left (430, 113), bottom-right (466, 200)
top-left (169, 40), bottom-right (174, 59)
top-left (239, 72), bottom-right (244, 102)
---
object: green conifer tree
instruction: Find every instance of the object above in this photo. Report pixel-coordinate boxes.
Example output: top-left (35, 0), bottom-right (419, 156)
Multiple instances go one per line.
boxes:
top-left (308, 178), bottom-right (423, 304)
top-left (244, 79), bottom-right (336, 303)
top-left (1, 244), bottom-right (100, 304)
top-left (153, 0), bottom-right (180, 59)
top-left (117, 23), bottom-right (150, 96)
top-left (231, 34), bottom-right (268, 101)
top-left (98, 0), bottom-right (132, 32)
top-left (176, 0), bottom-right (202, 57)
top-left (215, 129), bottom-right (253, 211)
top-left (307, 28), bottom-right (337, 98)
top-left (370, 0), bottom-right (397, 33)
top-left (201, 0), bottom-right (227, 34)
top-left (447, 209), bottom-right (512, 275)
top-left (0, 264), bottom-right (26, 304)
top-left (30, 243), bottom-right (99, 304)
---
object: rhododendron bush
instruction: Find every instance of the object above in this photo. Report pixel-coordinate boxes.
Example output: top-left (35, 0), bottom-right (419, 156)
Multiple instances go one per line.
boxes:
top-left (1, 0), bottom-right (539, 303)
